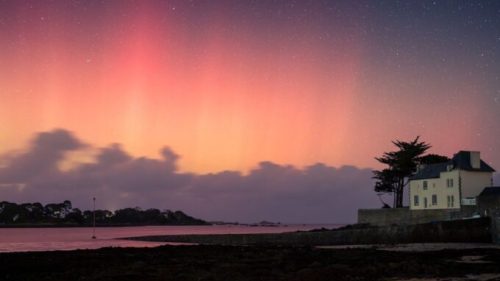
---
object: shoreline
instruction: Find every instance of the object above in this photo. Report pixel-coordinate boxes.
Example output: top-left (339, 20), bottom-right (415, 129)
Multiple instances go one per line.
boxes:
top-left (124, 218), bottom-right (492, 246)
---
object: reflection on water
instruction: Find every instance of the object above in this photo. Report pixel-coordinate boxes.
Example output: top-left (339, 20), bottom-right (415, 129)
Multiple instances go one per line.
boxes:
top-left (0, 224), bottom-right (339, 252)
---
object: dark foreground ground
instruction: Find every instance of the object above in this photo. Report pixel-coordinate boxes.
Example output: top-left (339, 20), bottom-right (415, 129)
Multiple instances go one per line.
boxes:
top-left (2, 245), bottom-right (500, 281)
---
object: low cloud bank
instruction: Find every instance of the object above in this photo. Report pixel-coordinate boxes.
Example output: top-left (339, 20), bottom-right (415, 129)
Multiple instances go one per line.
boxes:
top-left (0, 129), bottom-right (379, 223)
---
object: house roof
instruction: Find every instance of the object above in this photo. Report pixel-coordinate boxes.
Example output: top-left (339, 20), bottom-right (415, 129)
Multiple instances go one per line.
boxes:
top-left (452, 151), bottom-right (495, 172)
top-left (478, 187), bottom-right (500, 197)
top-left (410, 162), bottom-right (449, 180)
top-left (410, 151), bottom-right (495, 180)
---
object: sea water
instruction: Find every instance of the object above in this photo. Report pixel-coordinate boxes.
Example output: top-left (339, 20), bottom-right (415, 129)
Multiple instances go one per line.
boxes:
top-left (0, 224), bottom-right (339, 252)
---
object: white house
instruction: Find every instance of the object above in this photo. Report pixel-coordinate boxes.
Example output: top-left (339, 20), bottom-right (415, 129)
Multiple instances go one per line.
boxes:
top-left (409, 151), bottom-right (495, 210)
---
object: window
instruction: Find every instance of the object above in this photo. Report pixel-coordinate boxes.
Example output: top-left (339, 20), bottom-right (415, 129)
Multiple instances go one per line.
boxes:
top-left (447, 179), bottom-right (454, 188)
top-left (447, 195), bottom-right (455, 208)
top-left (423, 181), bottom-right (428, 190)
top-left (414, 195), bottom-right (419, 206)
top-left (432, 194), bottom-right (437, 205)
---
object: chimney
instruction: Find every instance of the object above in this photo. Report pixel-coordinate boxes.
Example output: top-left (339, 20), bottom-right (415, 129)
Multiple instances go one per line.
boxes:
top-left (470, 151), bottom-right (480, 169)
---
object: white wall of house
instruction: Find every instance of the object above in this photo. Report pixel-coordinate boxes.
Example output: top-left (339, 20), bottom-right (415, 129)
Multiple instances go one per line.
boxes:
top-left (460, 170), bottom-right (492, 198)
top-left (409, 169), bottom-right (493, 210)
top-left (409, 170), bottom-right (460, 210)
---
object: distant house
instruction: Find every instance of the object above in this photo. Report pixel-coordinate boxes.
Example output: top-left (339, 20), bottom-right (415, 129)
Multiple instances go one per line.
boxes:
top-left (477, 186), bottom-right (500, 216)
top-left (409, 151), bottom-right (495, 210)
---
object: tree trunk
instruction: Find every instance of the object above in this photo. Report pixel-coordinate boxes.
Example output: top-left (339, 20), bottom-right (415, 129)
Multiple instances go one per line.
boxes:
top-left (393, 190), bottom-right (397, 208)
top-left (398, 188), bottom-right (403, 208)
top-left (395, 179), bottom-right (404, 208)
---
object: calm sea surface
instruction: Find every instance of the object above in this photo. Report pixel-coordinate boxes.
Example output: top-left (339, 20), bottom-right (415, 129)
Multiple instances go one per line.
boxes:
top-left (0, 224), bottom-right (339, 253)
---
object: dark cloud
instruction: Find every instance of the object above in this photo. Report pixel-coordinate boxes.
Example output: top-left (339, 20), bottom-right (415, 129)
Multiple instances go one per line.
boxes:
top-left (0, 129), bottom-right (84, 182)
top-left (95, 144), bottom-right (132, 167)
top-left (0, 129), bottom-right (380, 223)
top-left (186, 163), bottom-right (377, 223)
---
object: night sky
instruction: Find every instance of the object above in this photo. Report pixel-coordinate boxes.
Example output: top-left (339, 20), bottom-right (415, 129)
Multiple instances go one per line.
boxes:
top-left (0, 1), bottom-right (499, 222)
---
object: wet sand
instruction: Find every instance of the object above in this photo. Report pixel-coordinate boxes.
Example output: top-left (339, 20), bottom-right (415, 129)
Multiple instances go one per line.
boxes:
top-left (1, 244), bottom-right (500, 281)
top-left (319, 242), bottom-right (500, 252)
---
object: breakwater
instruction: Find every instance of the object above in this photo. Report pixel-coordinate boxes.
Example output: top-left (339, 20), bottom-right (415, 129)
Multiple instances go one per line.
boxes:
top-left (358, 207), bottom-right (478, 226)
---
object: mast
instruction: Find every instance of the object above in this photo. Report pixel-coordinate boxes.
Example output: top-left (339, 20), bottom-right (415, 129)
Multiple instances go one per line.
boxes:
top-left (92, 197), bottom-right (96, 239)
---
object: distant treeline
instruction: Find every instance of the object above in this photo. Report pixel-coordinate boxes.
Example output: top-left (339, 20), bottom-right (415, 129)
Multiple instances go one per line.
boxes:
top-left (0, 200), bottom-right (208, 226)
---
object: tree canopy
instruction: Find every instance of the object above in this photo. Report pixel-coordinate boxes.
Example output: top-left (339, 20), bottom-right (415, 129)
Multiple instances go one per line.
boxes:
top-left (373, 137), bottom-right (449, 208)
top-left (0, 200), bottom-right (208, 226)
top-left (419, 154), bottom-right (450, 165)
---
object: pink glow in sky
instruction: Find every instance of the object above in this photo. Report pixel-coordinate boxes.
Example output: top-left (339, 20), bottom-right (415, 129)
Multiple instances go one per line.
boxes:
top-left (1, 1), bottom-right (499, 173)
top-left (1, 1), bottom-right (500, 222)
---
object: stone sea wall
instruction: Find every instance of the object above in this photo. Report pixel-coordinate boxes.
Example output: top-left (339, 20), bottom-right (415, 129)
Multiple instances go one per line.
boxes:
top-left (358, 207), bottom-right (478, 226)
top-left (491, 210), bottom-right (500, 243)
